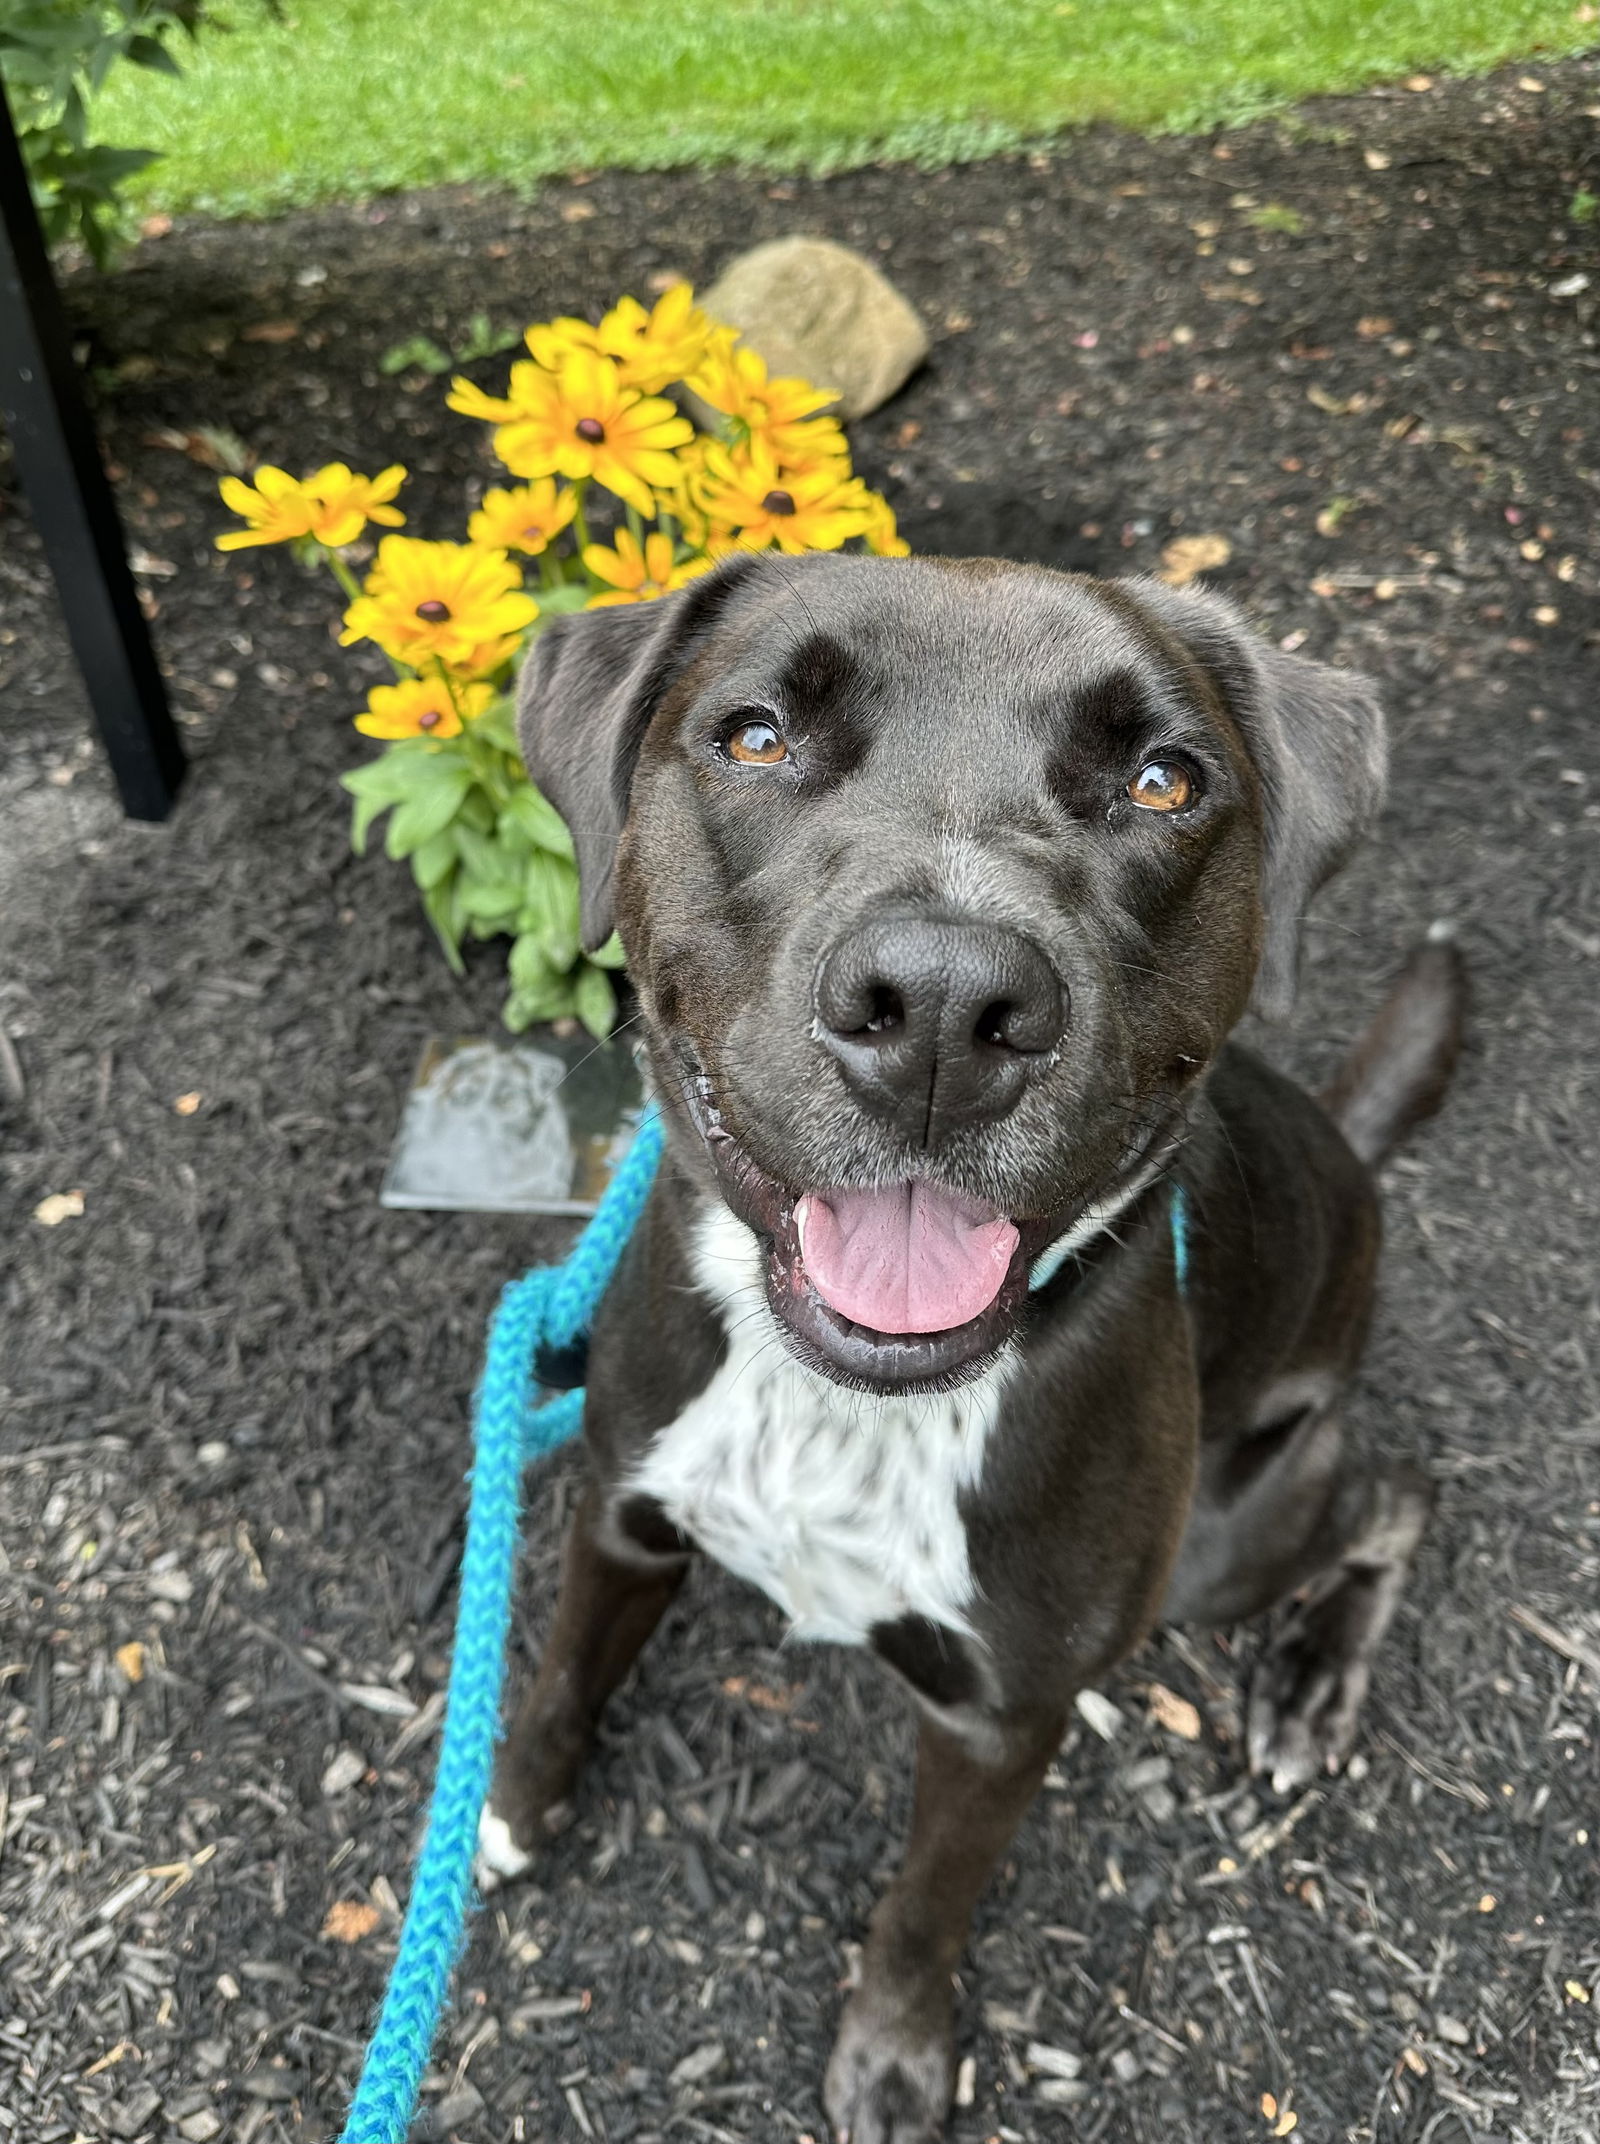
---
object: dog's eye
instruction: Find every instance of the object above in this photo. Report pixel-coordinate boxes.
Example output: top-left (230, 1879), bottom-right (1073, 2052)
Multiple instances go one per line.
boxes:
top-left (1128, 760), bottom-right (1195, 813)
top-left (726, 719), bottom-right (789, 765)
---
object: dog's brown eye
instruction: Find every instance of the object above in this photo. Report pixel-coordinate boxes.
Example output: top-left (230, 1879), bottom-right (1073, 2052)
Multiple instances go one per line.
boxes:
top-left (1129, 760), bottom-right (1194, 813)
top-left (727, 719), bottom-right (788, 765)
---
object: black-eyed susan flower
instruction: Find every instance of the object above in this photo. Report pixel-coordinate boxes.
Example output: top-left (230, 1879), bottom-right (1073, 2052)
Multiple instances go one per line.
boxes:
top-left (216, 465), bottom-right (323, 549)
top-left (306, 463), bottom-right (407, 546)
top-left (689, 330), bottom-right (845, 467)
top-left (340, 538), bottom-right (538, 672)
top-left (216, 463), bottom-right (406, 550)
top-left (521, 313), bottom-right (603, 371)
top-left (693, 442), bottom-right (873, 556)
top-left (582, 529), bottom-right (713, 607)
top-left (447, 350), bottom-right (692, 516)
top-left (652, 435), bottom-right (717, 548)
top-left (860, 493), bottom-right (911, 557)
top-left (467, 480), bottom-right (578, 556)
top-left (596, 285), bottom-right (714, 394)
top-left (354, 677), bottom-right (494, 740)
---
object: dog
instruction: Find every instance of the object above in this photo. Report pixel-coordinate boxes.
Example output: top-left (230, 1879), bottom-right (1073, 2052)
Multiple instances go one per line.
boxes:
top-left (474, 552), bottom-right (1465, 2142)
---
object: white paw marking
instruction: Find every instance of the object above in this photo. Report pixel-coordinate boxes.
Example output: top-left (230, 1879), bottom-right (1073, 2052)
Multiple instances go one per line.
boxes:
top-left (475, 1807), bottom-right (533, 1893)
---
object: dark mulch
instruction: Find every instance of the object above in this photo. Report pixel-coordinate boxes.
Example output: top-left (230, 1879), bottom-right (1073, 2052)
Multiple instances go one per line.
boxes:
top-left (3, 55), bottom-right (1600, 2144)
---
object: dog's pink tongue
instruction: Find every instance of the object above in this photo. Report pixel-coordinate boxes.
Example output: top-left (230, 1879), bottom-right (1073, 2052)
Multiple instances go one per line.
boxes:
top-left (795, 1183), bottom-right (1018, 1335)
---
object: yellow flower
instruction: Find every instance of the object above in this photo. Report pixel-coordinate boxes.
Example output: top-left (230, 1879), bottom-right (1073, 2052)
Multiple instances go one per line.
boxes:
top-left (860, 492), bottom-right (911, 557)
top-left (216, 465), bottom-right (321, 549)
top-left (304, 463), bottom-right (407, 546)
top-left (693, 442), bottom-right (873, 556)
top-left (447, 348), bottom-right (692, 515)
top-left (467, 479), bottom-right (578, 556)
top-left (596, 285), bottom-right (714, 393)
top-left (689, 330), bottom-right (845, 466)
top-left (652, 435), bottom-right (717, 547)
top-left (767, 416), bottom-right (852, 472)
top-left (340, 538), bottom-right (538, 670)
top-left (583, 529), bottom-right (713, 606)
top-left (216, 463), bottom-right (406, 550)
top-left (521, 314), bottom-right (602, 371)
top-left (355, 677), bottom-right (494, 740)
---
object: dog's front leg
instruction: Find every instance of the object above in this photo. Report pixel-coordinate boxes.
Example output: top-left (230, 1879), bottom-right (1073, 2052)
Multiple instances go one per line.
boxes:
top-left (478, 1481), bottom-right (690, 1885)
top-left (824, 1705), bottom-right (1065, 2144)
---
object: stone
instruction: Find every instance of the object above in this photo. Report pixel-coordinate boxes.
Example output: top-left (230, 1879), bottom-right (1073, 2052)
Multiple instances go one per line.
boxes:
top-left (320, 1744), bottom-right (367, 1798)
top-left (699, 237), bottom-right (929, 419)
top-left (669, 2041), bottom-right (728, 2089)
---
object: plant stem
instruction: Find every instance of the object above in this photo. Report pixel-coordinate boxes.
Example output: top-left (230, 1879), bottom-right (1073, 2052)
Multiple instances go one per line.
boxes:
top-left (323, 543), bottom-right (407, 679)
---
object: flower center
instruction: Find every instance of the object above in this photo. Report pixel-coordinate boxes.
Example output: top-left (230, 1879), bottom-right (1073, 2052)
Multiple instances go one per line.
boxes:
top-left (418, 708), bottom-right (442, 730)
top-left (415, 599), bottom-right (451, 622)
top-left (575, 417), bottom-right (606, 443)
top-left (761, 488), bottom-right (796, 515)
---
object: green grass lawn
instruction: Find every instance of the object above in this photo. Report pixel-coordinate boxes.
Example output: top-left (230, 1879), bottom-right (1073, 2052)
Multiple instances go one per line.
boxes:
top-left (99, 0), bottom-right (1592, 218)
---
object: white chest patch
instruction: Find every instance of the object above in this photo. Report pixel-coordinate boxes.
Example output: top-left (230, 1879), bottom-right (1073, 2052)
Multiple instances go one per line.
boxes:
top-left (627, 1209), bottom-right (1006, 1647)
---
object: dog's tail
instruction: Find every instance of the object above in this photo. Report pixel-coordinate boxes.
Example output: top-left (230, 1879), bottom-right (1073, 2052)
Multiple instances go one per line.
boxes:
top-left (1321, 923), bottom-right (1468, 1166)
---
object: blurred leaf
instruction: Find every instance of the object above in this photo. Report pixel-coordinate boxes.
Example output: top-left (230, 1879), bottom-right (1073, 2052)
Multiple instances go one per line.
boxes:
top-left (506, 781), bottom-right (576, 860)
top-left (379, 335), bottom-right (452, 376)
top-left (384, 763), bottom-right (472, 858)
top-left (533, 582), bottom-right (592, 619)
top-left (410, 827), bottom-right (458, 890)
top-left (455, 312), bottom-right (521, 363)
top-left (421, 879), bottom-right (467, 974)
top-left (574, 962), bottom-right (616, 1040)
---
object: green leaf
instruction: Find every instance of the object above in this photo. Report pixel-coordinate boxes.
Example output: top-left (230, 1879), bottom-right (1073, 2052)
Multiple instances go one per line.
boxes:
top-left (458, 876), bottom-right (524, 923)
top-left (535, 863), bottom-right (581, 974)
top-left (532, 582), bottom-right (591, 619)
top-left (508, 930), bottom-right (555, 991)
top-left (383, 763), bottom-right (473, 858)
top-left (379, 335), bottom-right (451, 376)
top-left (574, 962), bottom-right (616, 1041)
top-left (472, 697), bottom-right (520, 754)
top-left (410, 827), bottom-right (458, 890)
top-left (456, 786), bottom-right (496, 835)
top-left (518, 848), bottom-right (583, 973)
top-left (124, 33), bottom-right (183, 75)
top-left (506, 781), bottom-right (576, 860)
top-left (505, 979), bottom-right (576, 1033)
top-left (347, 789), bottom-right (391, 855)
top-left (588, 930), bottom-right (627, 969)
top-left (422, 878), bottom-right (467, 975)
top-left (342, 746), bottom-right (434, 802)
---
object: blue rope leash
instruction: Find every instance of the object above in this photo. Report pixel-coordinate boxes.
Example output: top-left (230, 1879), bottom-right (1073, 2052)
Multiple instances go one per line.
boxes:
top-left (337, 1109), bottom-right (663, 2144)
top-left (336, 1111), bottom-right (1187, 2142)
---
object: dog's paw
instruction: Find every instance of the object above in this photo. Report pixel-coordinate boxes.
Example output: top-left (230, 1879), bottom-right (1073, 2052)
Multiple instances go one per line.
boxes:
top-left (824, 1993), bottom-right (953, 2144)
top-left (473, 1807), bottom-right (536, 1895)
top-left (1247, 1599), bottom-right (1372, 1796)
top-left (473, 1800), bottom-right (574, 1903)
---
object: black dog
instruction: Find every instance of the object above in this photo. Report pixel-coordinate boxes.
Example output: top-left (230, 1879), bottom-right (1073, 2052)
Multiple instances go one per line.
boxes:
top-left (475, 554), bottom-right (1465, 2142)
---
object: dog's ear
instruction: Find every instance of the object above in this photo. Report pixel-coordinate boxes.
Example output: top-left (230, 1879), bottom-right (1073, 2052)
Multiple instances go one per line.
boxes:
top-left (516, 557), bottom-right (761, 950)
top-left (1133, 581), bottom-right (1386, 1020)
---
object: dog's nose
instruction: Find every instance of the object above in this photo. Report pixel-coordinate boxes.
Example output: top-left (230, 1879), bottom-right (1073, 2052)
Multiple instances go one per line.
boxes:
top-left (814, 917), bottom-right (1064, 1142)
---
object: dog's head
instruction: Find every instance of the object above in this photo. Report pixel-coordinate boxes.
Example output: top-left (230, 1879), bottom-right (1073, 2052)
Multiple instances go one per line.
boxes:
top-left (520, 554), bottom-right (1384, 1391)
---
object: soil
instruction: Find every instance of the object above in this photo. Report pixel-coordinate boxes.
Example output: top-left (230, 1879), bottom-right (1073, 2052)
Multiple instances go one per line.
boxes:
top-left (4, 54), bottom-right (1600, 2144)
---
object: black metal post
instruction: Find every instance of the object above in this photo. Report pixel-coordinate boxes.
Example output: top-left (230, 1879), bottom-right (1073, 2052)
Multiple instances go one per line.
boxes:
top-left (0, 81), bottom-right (185, 820)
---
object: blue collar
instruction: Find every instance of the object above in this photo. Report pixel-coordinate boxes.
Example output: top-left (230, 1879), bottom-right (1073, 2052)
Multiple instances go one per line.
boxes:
top-left (1029, 1179), bottom-right (1191, 1299)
